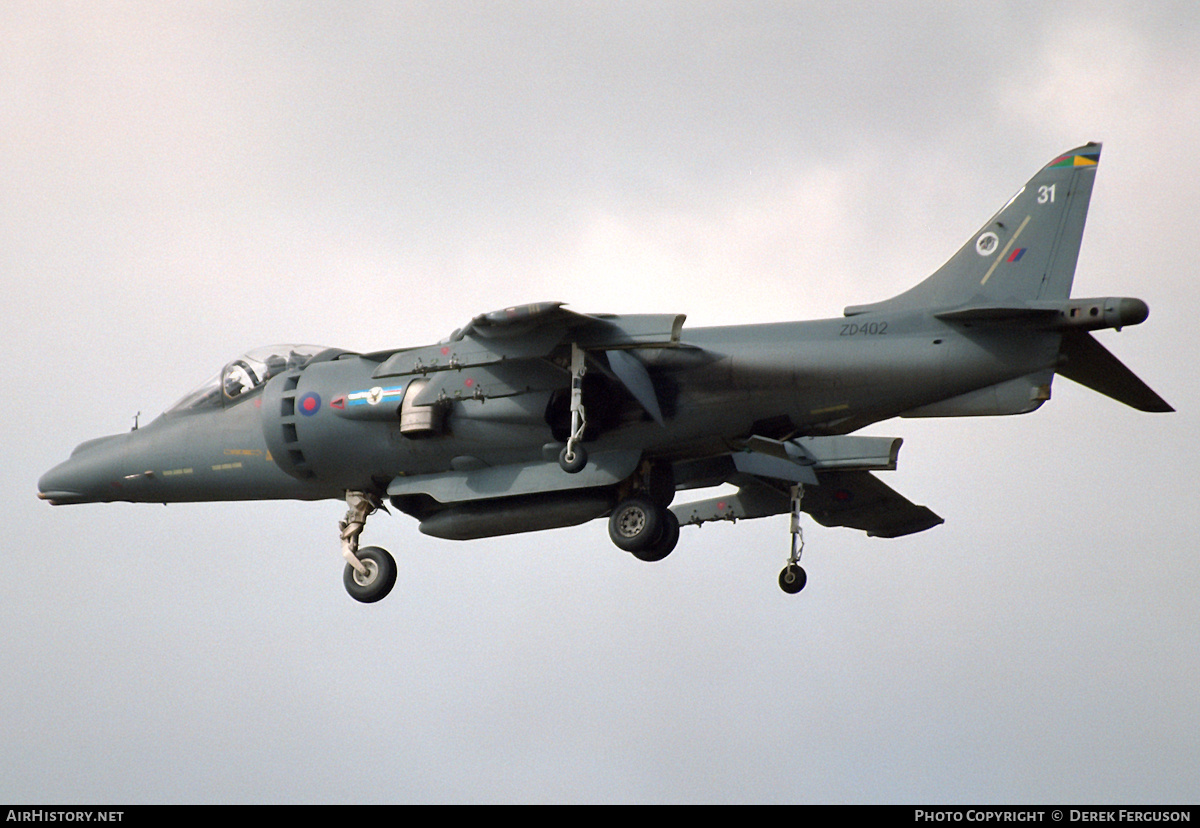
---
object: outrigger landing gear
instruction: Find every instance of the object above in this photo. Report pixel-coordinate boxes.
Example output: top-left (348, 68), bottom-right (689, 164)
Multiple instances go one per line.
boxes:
top-left (340, 491), bottom-right (396, 603)
top-left (558, 343), bottom-right (588, 473)
top-left (778, 485), bottom-right (807, 595)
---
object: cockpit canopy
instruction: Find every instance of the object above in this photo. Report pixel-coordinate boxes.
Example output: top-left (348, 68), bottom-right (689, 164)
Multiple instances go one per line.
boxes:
top-left (167, 345), bottom-right (329, 414)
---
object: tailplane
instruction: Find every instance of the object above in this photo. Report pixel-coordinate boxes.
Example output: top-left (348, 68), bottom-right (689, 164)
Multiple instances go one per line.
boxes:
top-left (846, 143), bottom-right (1102, 316)
top-left (1058, 331), bottom-right (1174, 412)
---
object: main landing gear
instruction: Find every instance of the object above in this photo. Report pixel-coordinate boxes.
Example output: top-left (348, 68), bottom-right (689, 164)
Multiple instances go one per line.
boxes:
top-left (608, 495), bottom-right (680, 562)
top-left (778, 484), bottom-right (807, 595)
top-left (340, 491), bottom-right (396, 604)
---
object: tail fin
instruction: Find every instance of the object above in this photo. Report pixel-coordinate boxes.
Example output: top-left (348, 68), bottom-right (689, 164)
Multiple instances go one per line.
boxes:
top-left (846, 143), bottom-right (1102, 316)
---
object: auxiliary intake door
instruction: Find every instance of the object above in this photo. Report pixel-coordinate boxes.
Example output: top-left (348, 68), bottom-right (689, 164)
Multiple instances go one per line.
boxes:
top-left (400, 378), bottom-right (445, 437)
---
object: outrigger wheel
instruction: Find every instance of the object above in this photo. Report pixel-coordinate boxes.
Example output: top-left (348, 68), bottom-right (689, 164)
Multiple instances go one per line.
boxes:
top-left (558, 445), bottom-right (588, 474)
top-left (778, 564), bottom-right (807, 594)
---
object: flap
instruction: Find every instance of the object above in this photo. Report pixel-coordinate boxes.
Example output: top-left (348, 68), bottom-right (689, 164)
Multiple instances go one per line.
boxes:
top-left (788, 435), bottom-right (902, 471)
top-left (735, 434), bottom-right (903, 477)
top-left (732, 450), bottom-right (819, 486)
top-left (573, 313), bottom-right (686, 348)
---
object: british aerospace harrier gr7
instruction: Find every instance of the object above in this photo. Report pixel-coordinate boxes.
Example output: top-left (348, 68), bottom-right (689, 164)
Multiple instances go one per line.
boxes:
top-left (38, 143), bottom-right (1171, 601)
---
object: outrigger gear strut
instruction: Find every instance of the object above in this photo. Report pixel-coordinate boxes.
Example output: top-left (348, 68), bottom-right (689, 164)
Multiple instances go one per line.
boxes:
top-left (559, 342), bottom-right (589, 472)
top-left (779, 484), bottom-right (808, 594)
top-left (788, 485), bottom-right (804, 567)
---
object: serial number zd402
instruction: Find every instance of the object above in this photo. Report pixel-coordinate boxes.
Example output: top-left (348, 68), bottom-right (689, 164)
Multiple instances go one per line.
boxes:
top-left (840, 321), bottom-right (888, 336)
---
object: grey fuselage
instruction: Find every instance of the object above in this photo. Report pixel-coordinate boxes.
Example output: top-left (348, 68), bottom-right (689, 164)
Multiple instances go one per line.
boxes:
top-left (36, 309), bottom-right (1057, 508)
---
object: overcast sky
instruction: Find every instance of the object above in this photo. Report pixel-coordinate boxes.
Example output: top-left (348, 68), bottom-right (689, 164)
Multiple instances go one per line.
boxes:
top-left (3, 1), bottom-right (1198, 804)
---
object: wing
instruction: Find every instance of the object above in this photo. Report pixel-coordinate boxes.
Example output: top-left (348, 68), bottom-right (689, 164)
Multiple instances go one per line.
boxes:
top-left (671, 435), bottom-right (943, 538)
top-left (799, 470), bottom-right (943, 537)
top-left (369, 302), bottom-right (691, 419)
top-left (672, 470), bottom-right (941, 538)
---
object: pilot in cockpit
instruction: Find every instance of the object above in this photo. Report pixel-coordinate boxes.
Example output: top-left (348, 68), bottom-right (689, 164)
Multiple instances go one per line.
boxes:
top-left (222, 362), bottom-right (255, 400)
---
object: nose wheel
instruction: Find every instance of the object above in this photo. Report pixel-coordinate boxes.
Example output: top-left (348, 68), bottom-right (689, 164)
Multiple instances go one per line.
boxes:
top-left (343, 546), bottom-right (397, 603)
top-left (339, 491), bottom-right (397, 603)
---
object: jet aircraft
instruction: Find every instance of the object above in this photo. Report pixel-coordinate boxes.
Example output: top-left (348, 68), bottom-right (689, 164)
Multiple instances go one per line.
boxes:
top-left (38, 143), bottom-right (1172, 602)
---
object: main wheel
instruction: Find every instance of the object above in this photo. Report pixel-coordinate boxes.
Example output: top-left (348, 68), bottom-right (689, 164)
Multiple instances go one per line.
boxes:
top-left (558, 445), bottom-right (587, 473)
top-left (344, 546), bottom-right (397, 603)
top-left (778, 565), bottom-right (807, 594)
top-left (632, 508), bottom-right (679, 562)
top-left (608, 496), bottom-right (663, 552)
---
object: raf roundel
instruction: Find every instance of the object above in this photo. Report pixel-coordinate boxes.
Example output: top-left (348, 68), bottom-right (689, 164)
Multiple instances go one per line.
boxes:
top-left (975, 231), bottom-right (999, 256)
top-left (298, 392), bottom-right (322, 416)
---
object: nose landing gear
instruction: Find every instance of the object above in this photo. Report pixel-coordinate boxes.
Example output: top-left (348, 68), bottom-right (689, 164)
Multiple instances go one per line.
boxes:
top-left (339, 491), bottom-right (396, 603)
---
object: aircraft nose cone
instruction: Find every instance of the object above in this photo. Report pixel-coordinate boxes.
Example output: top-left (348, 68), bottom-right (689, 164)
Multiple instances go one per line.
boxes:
top-left (37, 461), bottom-right (91, 504)
top-left (37, 434), bottom-right (130, 505)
